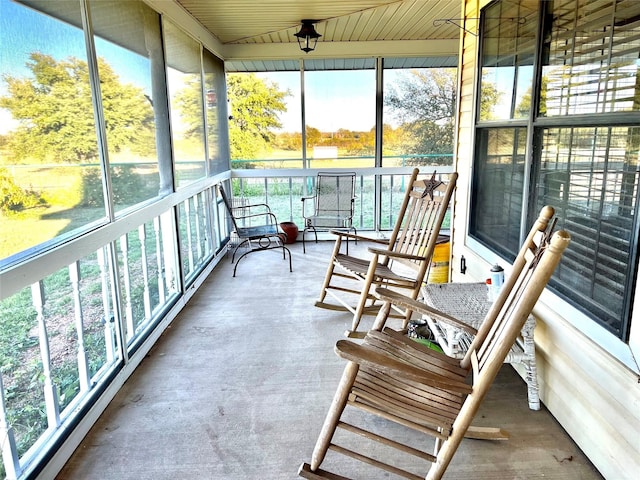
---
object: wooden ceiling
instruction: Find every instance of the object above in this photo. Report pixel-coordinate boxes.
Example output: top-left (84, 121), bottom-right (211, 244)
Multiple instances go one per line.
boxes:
top-left (173, 0), bottom-right (464, 62)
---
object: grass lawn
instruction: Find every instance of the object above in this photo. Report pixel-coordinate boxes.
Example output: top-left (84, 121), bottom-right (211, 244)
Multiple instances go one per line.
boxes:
top-left (1, 204), bottom-right (106, 261)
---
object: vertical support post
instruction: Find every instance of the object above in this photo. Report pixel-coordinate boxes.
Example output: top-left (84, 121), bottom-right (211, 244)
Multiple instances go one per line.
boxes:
top-left (119, 235), bottom-right (134, 341)
top-left (161, 210), bottom-right (180, 295)
top-left (69, 262), bottom-right (90, 392)
top-left (194, 193), bottom-right (204, 259)
top-left (31, 282), bottom-right (60, 429)
top-left (97, 246), bottom-right (115, 362)
top-left (139, 224), bottom-right (152, 320)
top-left (153, 216), bottom-right (167, 304)
top-left (0, 373), bottom-right (20, 480)
top-left (184, 198), bottom-right (195, 272)
top-left (521, 315), bottom-right (540, 410)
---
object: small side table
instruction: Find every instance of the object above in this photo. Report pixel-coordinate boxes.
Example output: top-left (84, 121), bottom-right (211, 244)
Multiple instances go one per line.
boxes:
top-left (421, 282), bottom-right (540, 410)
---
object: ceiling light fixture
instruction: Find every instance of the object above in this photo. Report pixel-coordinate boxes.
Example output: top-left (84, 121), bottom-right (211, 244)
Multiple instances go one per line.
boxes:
top-left (294, 20), bottom-right (321, 53)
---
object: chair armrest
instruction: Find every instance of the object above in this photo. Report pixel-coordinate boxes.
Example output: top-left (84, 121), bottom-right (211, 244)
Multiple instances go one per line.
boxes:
top-left (374, 287), bottom-right (478, 335)
top-left (301, 196), bottom-right (314, 218)
top-left (329, 230), bottom-right (389, 245)
top-left (368, 246), bottom-right (425, 261)
top-left (335, 340), bottom-right (472, 395)
top-left (232, 202), bottom-right (273, 216)
top-left (234, 211), bottom-right (279, 226)
top-left (240, 202), bottom-right (272, 210)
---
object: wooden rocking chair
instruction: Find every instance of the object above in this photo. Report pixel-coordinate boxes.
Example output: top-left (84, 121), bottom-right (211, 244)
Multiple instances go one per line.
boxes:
top-left (315, 168), bottom-right (457, 337)
top-left (299, 211), bottom-right (569, 480)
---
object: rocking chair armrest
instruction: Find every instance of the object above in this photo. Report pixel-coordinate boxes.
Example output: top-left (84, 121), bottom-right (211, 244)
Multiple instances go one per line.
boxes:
top-left (329, 230), bottom-right (389, 244)
top-left (367, 247), bottom-right (425, 262)
top-left (374, 287), bottom-right (478, 335)
top-left (335, 340), bottom-right (472, 395)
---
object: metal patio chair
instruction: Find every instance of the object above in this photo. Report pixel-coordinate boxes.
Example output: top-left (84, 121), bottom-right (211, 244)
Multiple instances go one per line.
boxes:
top-left (301, 172), bottom-right (357, 253)
top-left (218, 185), bottom-right (292, 277)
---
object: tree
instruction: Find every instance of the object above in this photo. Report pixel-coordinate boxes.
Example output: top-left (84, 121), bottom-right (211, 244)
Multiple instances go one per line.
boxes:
top-left (0, 53), bottom-right (155, 163)
top-left (226, 73), bottom-right (289, 159)
top-left (172, 75), bottom-right (206, 141)
top-left (478, 75), bottom-right (502, 121)
top-left (384, 69), bottom-right (457, 163)
top-left (0, 167), bottom-right (42, 214)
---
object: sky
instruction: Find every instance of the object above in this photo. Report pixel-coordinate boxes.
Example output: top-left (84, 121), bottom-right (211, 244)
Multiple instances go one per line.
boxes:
top-left (1, 0), bottom-right (378, 137)
top-left (0, 0), bottom-right (152, 134)
top-left (0, 0), bottom-right (440, 137)
top-left (257, 70), bottom-right (377, 133)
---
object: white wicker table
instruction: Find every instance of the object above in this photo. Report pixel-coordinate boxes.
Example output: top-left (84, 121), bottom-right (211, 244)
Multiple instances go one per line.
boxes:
top-left (421, 282), bottom-right (540, 410)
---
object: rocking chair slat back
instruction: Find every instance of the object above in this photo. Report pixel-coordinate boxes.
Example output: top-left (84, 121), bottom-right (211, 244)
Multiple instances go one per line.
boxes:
top-left (462, 205), bottom-right (556, 370)
top-left (393, 179), bottom-right (450, 274)
top-left (315, 168), bottom-right (457, 337)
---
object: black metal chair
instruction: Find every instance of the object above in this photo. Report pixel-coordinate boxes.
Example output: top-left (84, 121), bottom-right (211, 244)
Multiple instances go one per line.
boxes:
top-left (218, 185), bottom-right (292, 277)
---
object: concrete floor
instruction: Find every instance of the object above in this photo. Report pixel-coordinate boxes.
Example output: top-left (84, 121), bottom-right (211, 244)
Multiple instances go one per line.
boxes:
top-left (56, 240), bottom-right (603, 480)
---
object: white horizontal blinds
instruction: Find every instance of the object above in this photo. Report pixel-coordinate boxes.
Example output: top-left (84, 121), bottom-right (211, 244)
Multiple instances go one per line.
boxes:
top-left (535, 0), bottom-right (640, 339)
top-left (542, 0), bottom-right (640, 116)
top-left (471, 128), bottom-right (528, 258)
top-left (472, 0), bottom-right (537, 259)
top-left (539, 126), bottom-right (639, 337)
top-left (609, 2), bottom-right (640, 112)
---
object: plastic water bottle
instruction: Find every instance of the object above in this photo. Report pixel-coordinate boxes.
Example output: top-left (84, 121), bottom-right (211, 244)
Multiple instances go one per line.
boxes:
top-left (490, 264), bottom-right (504, 299)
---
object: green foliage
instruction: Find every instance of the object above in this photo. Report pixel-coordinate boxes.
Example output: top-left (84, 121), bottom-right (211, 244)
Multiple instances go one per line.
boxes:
top-left (384, 69), bottom-right (457, 160)
top-left (227, 73), bottom-right (290, 159)
top-left (478, 75), bottom-right (502, 121)
top-left (273, 131), bottom-right (302, 151)
top-left (80, 165), bottom-right (158, 208)
top-left (0, 291), bottom-right (37, 371)
top-left (173, 76), bottom-right (206, 142)
top-left (307, 127), bottom-right (376, 157)
top-left (0, 167), bottom-right (44, 214)
top-left (0, 256), bottom-right (119, 470)
top-left (0, 291), bottom-right (46, 463)
top-left (0, 53), bottom-right (155, 163)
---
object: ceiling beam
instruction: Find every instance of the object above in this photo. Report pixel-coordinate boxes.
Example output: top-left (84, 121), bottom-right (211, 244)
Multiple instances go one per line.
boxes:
top-left (222, 38), bottom-right (459, 61)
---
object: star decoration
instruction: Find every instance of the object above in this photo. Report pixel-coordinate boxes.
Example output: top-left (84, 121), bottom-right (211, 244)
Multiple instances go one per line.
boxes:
top-left (421, 170), bottom-right (444, 200)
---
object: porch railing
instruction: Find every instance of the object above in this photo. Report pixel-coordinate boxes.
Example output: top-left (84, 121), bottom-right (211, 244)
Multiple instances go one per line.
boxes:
top-left (0, 166), bottom-right (451, 479)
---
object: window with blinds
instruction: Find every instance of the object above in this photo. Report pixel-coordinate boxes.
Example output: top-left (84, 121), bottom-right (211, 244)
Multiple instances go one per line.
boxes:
top-left (536, 126), bottom-right (639, 337)
top-left (470, 127), bottom-right (527, 259)
top-left (541, 0), bottom-right (640, 116)
top-left (471, 0), bottom-right (640, 341)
